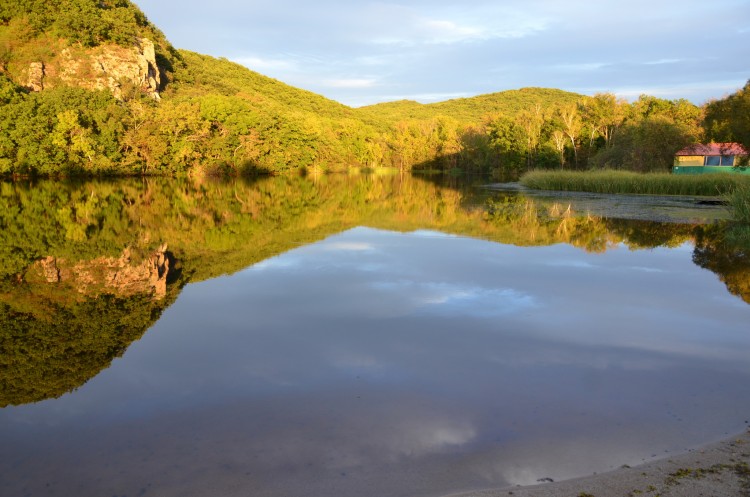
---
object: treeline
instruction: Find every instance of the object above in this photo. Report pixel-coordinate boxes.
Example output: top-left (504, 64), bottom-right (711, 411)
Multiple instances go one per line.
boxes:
top-left (0, 0), bottom-right (746, 178)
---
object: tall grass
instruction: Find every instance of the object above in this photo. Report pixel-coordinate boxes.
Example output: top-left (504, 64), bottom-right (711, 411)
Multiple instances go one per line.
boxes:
top-left (727, 186), bottom-right (750, 224)
top-left (520, 170), bottom-right (750, 197)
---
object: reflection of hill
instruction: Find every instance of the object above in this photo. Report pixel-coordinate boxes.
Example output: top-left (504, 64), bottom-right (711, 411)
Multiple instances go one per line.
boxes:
top-left (1, 174), bottom-right (747, 406)
top-left (0, 242), bottom-right (181, 406)
top-left (0, 292), bottom-right (179, 407)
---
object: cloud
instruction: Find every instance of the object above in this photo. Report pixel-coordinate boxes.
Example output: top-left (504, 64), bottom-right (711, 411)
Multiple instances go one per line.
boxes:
top-left (324, 78), bottom-right (379, 89)
top-left (368, 8), bottom-right (548, 46)
top-left (135, 0), bottom-right (750, 106)
top-left (554, 62), bottom-right (612, 72)
top-left (611, 80), bottom-right (748, 101)
top-left (232, 56), bottom-right (297, 71)
top-left (644, 58), bottom-right (685, 65)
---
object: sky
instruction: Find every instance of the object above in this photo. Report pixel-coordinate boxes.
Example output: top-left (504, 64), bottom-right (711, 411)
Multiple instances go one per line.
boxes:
top-left (134, 0), bottom-right (750, 107)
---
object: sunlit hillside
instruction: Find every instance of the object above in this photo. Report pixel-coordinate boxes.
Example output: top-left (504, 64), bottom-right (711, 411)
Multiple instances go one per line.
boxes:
top-left (2, 0), bottom-right (744, 178)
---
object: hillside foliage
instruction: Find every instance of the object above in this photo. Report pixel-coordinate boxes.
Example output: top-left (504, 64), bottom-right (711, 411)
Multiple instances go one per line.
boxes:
top-left (0, 0), bottom-right (742, 178)
top-left (0, 0), bottom-right (166, 47)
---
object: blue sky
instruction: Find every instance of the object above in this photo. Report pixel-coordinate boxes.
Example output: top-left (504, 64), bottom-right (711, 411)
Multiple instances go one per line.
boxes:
top-left (135, 0), bottom-right (750, 107)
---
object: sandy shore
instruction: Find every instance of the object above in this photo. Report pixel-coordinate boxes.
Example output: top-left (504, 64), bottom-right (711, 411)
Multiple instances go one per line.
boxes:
top-left (449, 429), bottom-right (750, 497)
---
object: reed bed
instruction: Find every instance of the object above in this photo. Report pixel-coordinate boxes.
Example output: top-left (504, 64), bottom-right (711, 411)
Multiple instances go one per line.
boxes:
top-left (520, 170), bottom-right (750, 197)
top-left (727, 186), bottom-right (750, 224)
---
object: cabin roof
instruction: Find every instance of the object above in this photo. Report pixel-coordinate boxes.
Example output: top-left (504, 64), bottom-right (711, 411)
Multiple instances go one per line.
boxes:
top-left (675, 143), bottom-right (747, 156)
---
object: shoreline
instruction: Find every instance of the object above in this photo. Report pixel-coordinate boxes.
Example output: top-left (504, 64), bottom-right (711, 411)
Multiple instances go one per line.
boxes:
top-left (449, 429), bottom-right (750, 497)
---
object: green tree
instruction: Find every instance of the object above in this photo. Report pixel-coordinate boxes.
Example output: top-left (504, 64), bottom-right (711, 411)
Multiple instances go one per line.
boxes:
top-left (704, 80), bottom-right (750, 158)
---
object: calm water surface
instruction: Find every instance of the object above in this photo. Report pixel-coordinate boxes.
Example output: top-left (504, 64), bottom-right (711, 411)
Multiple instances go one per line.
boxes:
top-left (1, 174), bottom-right (749, 497)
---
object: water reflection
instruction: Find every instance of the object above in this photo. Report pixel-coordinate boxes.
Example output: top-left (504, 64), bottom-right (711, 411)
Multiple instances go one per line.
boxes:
top-left (1, 174), bottom-right (749, 496)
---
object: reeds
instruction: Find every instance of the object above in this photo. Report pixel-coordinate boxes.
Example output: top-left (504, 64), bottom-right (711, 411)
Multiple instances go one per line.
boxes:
top-left (520, 170), bottom-right (750, 197)
top-left (727, 185), bottom-right (750, 224)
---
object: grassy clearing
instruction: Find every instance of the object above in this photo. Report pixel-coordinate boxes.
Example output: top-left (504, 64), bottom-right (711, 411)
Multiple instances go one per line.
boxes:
top-left (520, 170), bottom-right (750, 197)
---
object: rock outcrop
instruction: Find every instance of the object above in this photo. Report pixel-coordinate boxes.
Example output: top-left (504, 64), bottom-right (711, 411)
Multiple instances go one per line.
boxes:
top-left (27, 62), bottom-right (45, 91)
top-left (30, 244), bottom-right (171, 300)
top-left (25, 37), bottom-right (162, 100)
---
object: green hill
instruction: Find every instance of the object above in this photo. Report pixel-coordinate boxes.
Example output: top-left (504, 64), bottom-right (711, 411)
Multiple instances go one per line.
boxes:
top-left (356, 87), bottom-right (583, 127)
top-left (170, 50), bottom-right (356, 120)
top-left (0, 0), bottom-right (706, 177)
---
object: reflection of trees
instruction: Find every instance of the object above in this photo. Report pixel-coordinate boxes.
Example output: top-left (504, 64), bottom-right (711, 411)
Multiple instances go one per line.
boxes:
top-left (693, 226), bottom-right (750, 304)
top-left (0, 292), bottom-right (179, 407)
top-left (1, 174), bottom-right (748, 406)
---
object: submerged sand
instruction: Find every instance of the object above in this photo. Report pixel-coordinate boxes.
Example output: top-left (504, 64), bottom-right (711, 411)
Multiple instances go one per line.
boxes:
top-left (450, 429), bottom-right (750, 497)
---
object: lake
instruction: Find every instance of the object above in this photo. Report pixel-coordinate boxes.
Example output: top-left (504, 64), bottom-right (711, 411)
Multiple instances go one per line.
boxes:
top-left (1, 173), bottom-right (749, 497)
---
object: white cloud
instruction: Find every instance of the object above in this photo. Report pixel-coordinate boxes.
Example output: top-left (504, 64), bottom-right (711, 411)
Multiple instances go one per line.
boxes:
top-left (136, 0), bottom-right (750, 106)
top-left (232, 56), bottom-right (297, 71)
top-left (644, 58), bottom-right (684, 65)
top-left (324, 78), bottom-right (379, 89)
top-left (612, 80), bottom-right (748, 101)
top-left (555, 62), bottom-right (611, 72)
top-left (370, 10), bottom-right (548, 46)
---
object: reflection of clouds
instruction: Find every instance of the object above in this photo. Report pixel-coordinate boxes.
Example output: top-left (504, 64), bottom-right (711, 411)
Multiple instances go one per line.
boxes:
top-left (321, 241), bottom-right (376, 251)
top-left (387, 419), bottom-right (476, 457)
top-left (268, 401), bottom-right (476, 464)
top-left (356, 262), bottom-right (387, 272)
top-left (544, 260), bottom-right (597, 269)
top-left (330, 353), bottom-right (383, 375)
top-left (248, 256), bottom-right (301, 271)
top-left (469, 422), bottom-right (705, 488)
top-left (628, 266), bottom-right (665, 273)
top-left (410, 230), bottom-right (458, 239)
top-left (372, 280), bottom-right (537, 317)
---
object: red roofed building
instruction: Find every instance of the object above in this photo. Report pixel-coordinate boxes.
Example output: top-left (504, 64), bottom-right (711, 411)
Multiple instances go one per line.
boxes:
top-left (673, 142), bottom-right (749, 174)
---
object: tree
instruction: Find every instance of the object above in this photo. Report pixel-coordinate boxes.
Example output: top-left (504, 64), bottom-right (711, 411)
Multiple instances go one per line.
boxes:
top-left (558, 104), bottom-right (582, 167)
top-left (516, 103), bottom-right (546, 169)
top-left (704, 81), bottom-right (750, 160)
top-left (580, 93), bottom-right (625, 150)
top-left (487, 114), bottom-right (527, 174)
top-left (551, 130), bottom-right (566, 169)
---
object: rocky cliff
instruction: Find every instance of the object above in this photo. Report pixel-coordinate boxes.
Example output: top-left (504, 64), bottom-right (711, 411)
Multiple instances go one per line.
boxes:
top-left (23, 37), bottom-right (162, 100)
top-left (27, 244), bottom-right (171, 300)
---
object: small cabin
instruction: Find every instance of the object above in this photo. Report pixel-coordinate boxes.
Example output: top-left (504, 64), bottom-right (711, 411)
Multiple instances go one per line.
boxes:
top-left (673, 143), bottom-right (748, 175)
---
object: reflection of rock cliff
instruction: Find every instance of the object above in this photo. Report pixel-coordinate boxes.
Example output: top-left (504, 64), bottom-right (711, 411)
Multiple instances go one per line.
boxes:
top-left (0, 244), bottom-right (179, 408)
top-left (24, 38), bottom-right (161, 100)
top-left (28, 244), bottom-right (170, 300)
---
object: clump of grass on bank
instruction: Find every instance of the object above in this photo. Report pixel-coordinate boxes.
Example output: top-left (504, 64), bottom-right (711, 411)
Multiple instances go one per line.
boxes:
top-left (727, 186), bottom-right (750, 224)
top-left (520, 170), bottom-right (750, 197)
top-left (725, 186), bottom-right (750, 247)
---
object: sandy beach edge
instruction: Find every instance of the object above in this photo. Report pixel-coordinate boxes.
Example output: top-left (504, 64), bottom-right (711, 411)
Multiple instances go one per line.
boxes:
top-left (447, 429), bottom-right (750, 497)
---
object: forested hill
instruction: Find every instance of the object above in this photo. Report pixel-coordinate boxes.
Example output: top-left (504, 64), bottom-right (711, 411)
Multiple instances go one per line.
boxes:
top-left (171, 51), bottom-right (356, 121)
top-left (356, 88), bottom-right (583, 126)
top-left (0, 0), bottom-right (745, 177)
